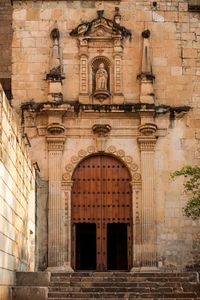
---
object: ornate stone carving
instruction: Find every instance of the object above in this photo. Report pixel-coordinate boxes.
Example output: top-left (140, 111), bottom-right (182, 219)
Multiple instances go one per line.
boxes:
top-left (65, 164), bottom-right (73, 172)
top-left (124, 156), bottom-right (133, 164)
top-left (92, 124), bottom-right (111, 137)
top-left (107, 145), bottom-right (116, 153)
top-left (70, 10), bottom-right (131, 104)
top-left (138, 137), bottom-right (157, 152)
top-left (47, 123), bottom-right (65, 135)
top-left (139, 123), bottom-right (157, 136)
top-left (70, 10), bottom-right (132, 40)
top-left (87, 145), bottom-right (96, 153)
top-left (71, 155), bottom-right (79, 164)
top-left (130, 163), bottom-right (139, 172)
top-left (78, 149), bottom-right (87, 157)
top-left (117, 149), bottom-right (125, 157)
top-left (133, 173), bottom-right (142, 182)
top-left (46, 136), bottom-right (66, 151)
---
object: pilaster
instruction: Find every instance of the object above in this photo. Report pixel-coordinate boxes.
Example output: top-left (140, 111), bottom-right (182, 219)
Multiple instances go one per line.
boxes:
top-left (61, 180), bottom-right (74, 272)
top-left (138, 123), bottom-right (157, 268)
top-left (47, 135), bottom-right (66, 269)
top-left (130, 181), bottom-right (142, 269)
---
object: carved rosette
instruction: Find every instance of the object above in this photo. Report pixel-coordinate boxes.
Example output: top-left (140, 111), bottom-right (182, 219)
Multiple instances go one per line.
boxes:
top-left (62, 145), bottom-right (141, 188)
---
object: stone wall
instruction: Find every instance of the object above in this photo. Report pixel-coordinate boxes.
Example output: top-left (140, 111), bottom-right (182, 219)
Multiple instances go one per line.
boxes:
top-left (0, 0), bottom-right (13, 99)
top-left (0, 85), bottom-right (35, 300)
top-left (12, 0), bottom-right (200, 108)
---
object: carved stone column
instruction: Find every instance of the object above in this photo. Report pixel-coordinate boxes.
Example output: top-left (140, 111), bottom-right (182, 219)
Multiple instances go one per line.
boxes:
top-left (47, 134), bottom-right (66, 269)
top-left (138, 123), bottom-right (157, 268)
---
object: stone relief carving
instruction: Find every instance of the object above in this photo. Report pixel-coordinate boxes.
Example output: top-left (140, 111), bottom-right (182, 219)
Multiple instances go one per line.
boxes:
top-left (70, 10), bottom-right (132, 40)
top-left (92, 124), bottom-right (111, 137)
top-left (62, 145), bottom-right (141, 188)
top-left (92, 124), bottom-right (111, 151)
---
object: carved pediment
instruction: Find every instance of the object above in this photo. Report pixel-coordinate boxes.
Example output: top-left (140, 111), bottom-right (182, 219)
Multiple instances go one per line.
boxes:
top-left (70, 10), bottom-right (132, 40)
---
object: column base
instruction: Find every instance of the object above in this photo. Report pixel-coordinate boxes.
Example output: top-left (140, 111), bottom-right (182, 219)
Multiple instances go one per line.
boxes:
top-left (47, 264), bottom-right (74, 273)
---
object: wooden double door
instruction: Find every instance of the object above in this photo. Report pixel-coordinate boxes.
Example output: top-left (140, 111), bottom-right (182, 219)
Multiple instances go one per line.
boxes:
top-left (71, 154), bottom-right (132, 271)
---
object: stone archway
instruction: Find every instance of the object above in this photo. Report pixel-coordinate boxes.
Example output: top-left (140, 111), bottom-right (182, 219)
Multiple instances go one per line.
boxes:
top-left (71, 153), bottom-right (132, 271)
top-left (61, 145), bottom-right (142, 271)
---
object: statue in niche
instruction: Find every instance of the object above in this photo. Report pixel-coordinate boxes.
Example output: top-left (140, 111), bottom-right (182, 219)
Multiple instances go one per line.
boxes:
top-left (93, 62), bottom-right (110, 101)
top-left (95, 63), bottom-right (108, 91)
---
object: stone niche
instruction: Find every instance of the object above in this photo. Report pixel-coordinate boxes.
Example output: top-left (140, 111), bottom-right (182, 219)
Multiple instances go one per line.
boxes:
top-left (70, 9), bottom-right (131, 104)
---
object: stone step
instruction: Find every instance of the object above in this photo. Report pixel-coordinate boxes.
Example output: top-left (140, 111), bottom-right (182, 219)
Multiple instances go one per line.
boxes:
top-left (50, 272), bottom-right (198, 278)
top-left (50, 281), bottom-right (188, 288)
top-left (48, 299), bottom-right (200, 300)
top-left (51, 277), bottom-right (198, 284)
top-left (49, 298), bottom-right (200, 300)
top-left (48, 292), bottom-right (199, 298)
top-left (48, 272), bottom-right (200, 300)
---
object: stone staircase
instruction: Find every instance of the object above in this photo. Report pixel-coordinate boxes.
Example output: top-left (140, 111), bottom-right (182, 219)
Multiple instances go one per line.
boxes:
top-left (48, 272), bottom-right (200, 300)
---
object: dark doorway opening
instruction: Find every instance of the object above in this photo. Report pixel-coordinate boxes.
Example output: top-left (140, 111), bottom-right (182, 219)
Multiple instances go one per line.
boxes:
top-left (75, 223), bottom-right (96, 270)
top-left (107, 223), bottom-right (128, 270)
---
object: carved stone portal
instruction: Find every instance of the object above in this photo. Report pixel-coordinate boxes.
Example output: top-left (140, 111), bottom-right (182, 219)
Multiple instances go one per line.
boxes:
top-left (70, 9), bottom-right (132, 104)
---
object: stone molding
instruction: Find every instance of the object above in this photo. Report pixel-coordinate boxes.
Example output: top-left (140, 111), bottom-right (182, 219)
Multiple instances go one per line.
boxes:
top-left (62, 144), bottom-right (141, 188)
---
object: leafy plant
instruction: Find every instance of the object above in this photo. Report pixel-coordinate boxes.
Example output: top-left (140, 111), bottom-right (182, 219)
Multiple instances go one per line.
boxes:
top-left (171, 166), bottom-right (200, 220)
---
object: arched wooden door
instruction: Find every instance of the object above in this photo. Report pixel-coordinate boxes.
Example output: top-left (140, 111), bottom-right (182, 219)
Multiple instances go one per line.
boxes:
top-left (71, 154), bottom-right (132, 271)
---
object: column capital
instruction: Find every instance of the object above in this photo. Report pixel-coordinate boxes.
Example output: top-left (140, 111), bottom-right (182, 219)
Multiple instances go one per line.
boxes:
top-left (137, 136), bottom-right (157, 152)
top-left (46, 136), bottom-right (66, 151)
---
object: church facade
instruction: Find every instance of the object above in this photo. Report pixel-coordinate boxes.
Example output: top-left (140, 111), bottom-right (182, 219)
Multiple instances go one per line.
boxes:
top-left (1, 0), bottom-right (200, 298)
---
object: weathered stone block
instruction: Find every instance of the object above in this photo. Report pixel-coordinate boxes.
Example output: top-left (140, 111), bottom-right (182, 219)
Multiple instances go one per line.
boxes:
top-left (16, 272), bottom-right (50, 287)
top-left (12, 287), bottom-right (48, 300)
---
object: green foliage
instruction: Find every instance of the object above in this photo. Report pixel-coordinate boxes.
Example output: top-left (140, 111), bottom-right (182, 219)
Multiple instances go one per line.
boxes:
top-left (171, 166), bottom-right (200, 220)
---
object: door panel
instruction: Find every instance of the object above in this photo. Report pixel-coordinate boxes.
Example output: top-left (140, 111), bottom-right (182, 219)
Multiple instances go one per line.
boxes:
top-left (72, 155), bottom-right (132, 271)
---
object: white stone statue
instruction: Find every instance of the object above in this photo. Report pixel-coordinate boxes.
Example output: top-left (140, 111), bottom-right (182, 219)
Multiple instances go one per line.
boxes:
top-left (95, 63), bottom-right (108, 91)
